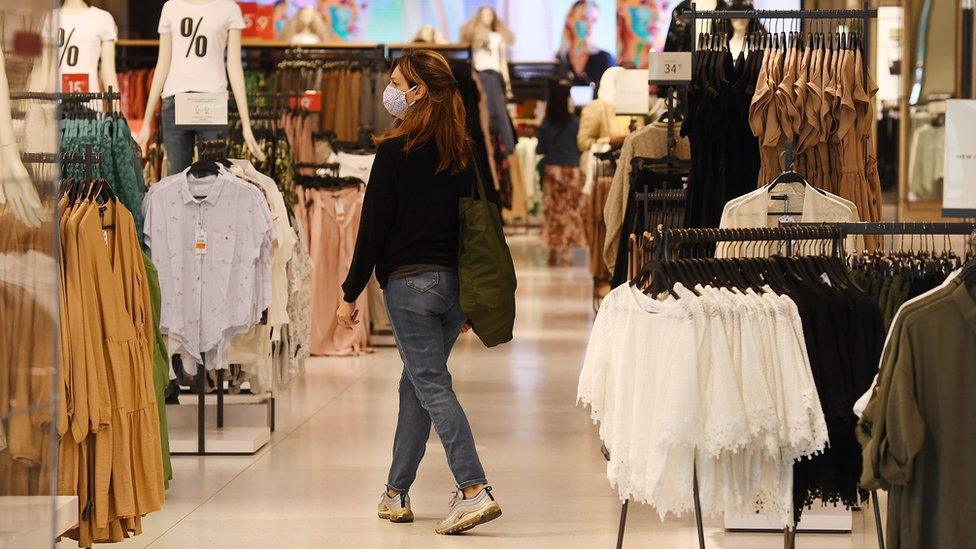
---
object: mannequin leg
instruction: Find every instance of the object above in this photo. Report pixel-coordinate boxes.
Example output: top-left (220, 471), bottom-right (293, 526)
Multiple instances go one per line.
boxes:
top-left (161, 97), bottom-right (195, 174)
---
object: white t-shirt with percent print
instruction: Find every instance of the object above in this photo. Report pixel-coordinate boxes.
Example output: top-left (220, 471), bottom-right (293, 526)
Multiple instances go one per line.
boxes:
top-left (158, 0), bottom-right (245, 98)
top-left (58, 6), bottom-right (118, 94)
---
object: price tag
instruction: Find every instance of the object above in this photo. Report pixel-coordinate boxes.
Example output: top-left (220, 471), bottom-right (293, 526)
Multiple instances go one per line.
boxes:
top-left (61, 73), bottom-right (90, 94)
top-left (175, 92), bottom-right (229, 129)
top-left (648, 52), bottom-right (692, 84)
top-left (194, 226), bottom-right (208, 255)
top-left (290, 90), bottom-right (322, 112)
top-left (239, 2), bottom-right (276, 41)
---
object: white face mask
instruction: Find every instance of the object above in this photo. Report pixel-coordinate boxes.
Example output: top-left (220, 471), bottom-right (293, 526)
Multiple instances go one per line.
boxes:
top-left (383, 84), bottom-right (418, 120)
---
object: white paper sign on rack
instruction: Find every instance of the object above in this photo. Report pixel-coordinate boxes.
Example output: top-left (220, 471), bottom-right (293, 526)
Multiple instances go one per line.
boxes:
top-left (648, 51), bottom-right (692, 84)
top-left (175, 91), bottom-right (229, 128)
top-left (943, 99), bottom-right (976, 217)
top-left (614, 69), bottom-right (651, 115)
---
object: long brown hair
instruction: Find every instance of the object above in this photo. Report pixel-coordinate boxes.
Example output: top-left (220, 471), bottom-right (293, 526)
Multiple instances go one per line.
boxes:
top-left (374, 49), bottom-right (472, 174)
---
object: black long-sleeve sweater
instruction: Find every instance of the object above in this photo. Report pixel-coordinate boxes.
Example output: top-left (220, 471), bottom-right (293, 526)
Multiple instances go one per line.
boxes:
top-left (341, 135), bottom-right (474, 303)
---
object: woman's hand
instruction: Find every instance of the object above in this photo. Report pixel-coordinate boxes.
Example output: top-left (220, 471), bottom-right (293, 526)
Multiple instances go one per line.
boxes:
top-left (336, 301), bottom-right (360, 329)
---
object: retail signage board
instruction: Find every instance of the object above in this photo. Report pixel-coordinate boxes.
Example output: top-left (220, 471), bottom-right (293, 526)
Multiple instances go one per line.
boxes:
top-left (240, 2), bottom-right (275, 41)
top-left (290, 91), bottom-right (322, 112)
top-left (614, 69), bottom-right (651, 115)
top-left (61, 74), bottom-right (90, 94)
top-left (943, 100), bottom-right (976, 217)
top-left (174, 92), bottom-right (229, 129)
top-left (648, 51), bottom-right (692, 85)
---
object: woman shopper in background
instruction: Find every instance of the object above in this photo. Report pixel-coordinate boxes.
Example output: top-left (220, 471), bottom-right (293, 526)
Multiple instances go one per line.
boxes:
top-left (336, 49), bottom-right (501, 535)
top-left (537, 81), bottom-right (587, 266)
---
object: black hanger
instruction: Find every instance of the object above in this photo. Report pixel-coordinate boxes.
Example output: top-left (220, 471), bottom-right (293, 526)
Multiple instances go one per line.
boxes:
top-left (188, 159), bottom-right (221, 179)
top-left (767, 167), bottom-right (828, 195)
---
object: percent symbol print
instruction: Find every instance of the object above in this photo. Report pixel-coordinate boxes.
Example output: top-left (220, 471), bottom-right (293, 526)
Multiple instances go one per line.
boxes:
top-left (58, 27), bottom-right (79, 67)
top-left (180, 17), bottom-right (208, 58)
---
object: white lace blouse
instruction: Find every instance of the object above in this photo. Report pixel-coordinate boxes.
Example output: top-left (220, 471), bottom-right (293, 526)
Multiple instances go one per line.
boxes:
top-left (578, 283), bottom-right (828, 524)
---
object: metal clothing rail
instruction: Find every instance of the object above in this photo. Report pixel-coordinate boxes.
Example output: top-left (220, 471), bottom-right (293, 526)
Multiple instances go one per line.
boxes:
top-left (10, 91), bottom-right (121, 102)
top-left (793, 221), bottom-right (976, 259)
top-left (795, 221), bottom-right (976, 234)
top-left (22, 144), bottom-right (102, 181)
top-left (681, 2), bottom-right (877, 90)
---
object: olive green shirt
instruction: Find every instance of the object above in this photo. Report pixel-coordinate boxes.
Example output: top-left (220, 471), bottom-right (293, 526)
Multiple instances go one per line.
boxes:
top-left (858, 278), bottom-right (976, 548)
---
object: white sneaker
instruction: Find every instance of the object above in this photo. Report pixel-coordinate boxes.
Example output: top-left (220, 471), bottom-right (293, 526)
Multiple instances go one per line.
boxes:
top-left (435, 486), bottom-right (502, 535)
top-left (378, 490), bottom-right (414, 523)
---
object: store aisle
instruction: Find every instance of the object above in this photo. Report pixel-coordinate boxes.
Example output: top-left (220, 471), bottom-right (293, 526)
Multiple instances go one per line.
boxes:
top-left (76, 236), bottom-right (883, 549)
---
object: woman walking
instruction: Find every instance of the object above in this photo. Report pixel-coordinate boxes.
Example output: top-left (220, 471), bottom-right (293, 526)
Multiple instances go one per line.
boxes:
top-left (336, 49), bottom-right (501, 535)
top-left (537, 81), bottom-right (587, 266)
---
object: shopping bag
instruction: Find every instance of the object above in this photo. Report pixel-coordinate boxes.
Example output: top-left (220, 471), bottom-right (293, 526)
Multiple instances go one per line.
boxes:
top-left (458, 155), bottom-right (517, 347)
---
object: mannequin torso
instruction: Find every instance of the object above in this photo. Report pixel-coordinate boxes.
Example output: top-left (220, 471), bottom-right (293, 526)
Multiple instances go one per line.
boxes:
top-left (472, 32), bottom-right (505, 73)
top-left (136, 0), bottom-right (265, 162)
top-left (58, 0), bottom-right (119, 94)
top-left (729, 19), bottom-right (748, 58)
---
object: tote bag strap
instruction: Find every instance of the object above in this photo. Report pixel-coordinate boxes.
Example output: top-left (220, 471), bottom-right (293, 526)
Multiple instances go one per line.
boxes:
top-left (470, 153), bottom-right (488, 201)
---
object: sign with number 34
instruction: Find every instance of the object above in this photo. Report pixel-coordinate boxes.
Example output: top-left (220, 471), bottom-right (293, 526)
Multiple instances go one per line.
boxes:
top-left (648, 52), bottom-right (692, 85)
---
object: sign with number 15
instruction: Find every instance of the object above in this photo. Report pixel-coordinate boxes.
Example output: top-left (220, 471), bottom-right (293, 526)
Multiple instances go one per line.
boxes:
top-left (239, 2), bottom-right (275, 41)
top-left (62, 73), bottom-right (90, 94)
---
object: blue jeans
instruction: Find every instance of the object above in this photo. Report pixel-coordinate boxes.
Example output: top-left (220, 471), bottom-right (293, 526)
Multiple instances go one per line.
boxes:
top-left (161, 96), bottom-right (227, 174)
top-left (384, 271), bottom-right (487, 492)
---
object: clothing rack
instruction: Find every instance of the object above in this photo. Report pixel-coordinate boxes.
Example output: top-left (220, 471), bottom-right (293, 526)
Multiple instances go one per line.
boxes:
top-left (618, 224), bottom-right (848, 549)
top-left (681, 3), bottom-right (878, 90)
top-left (22, 144), bottom-right (102, 181)
top-left (788, 220), bottom-right (976, 549)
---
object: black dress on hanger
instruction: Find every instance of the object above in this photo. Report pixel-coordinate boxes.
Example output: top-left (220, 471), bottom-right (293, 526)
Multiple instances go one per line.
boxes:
top-left (682, 45), bottom-right (761, 228)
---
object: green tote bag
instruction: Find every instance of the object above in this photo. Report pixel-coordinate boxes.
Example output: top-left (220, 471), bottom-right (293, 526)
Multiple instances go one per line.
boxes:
top-left (458, 156), bottom-right (517, 347)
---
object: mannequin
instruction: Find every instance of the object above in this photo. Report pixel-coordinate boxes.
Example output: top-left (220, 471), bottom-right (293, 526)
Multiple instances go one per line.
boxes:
top-left (729, 17), bottom-right (749, 58)
top-left (0, 44), bottom-right (43, 228)
top-left (664, 0), bottom-right (728, 52)
top-left (461, 6), bottom-right (517, 152)
top-left (461, 6), bottom-right (515, 98)
top-left (281, 6), bottom-right (330, 44)
top-left (136, 0), bottom-right (265, 173)
top-left (726, 0), bottom-right (763, 57)
top-left (59, 0), bottom-right (120, 94)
